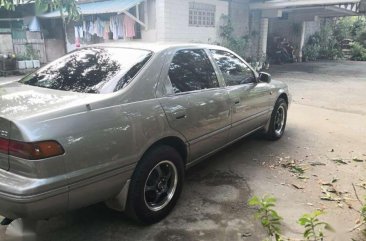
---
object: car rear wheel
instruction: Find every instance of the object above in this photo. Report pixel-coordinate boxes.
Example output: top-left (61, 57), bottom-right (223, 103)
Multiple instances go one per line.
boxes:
top-left (266, 98), bottom-right (288, 140)
top-left (126, 145), bottom-right (184, 224)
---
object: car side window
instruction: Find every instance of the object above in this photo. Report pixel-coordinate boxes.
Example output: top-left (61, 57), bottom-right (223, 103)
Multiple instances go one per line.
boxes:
top-left (168, 49), bottom-right (219, 93)
top-left (210, 50), bottom-right (256, 86)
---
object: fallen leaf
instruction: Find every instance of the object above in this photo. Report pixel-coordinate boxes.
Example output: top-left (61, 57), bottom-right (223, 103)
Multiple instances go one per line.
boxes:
top-left (326, 187), bottom-right (337, 193)
top-left (290, 166), bottom-right (305, 174)
top-left (292, 184), bottom-right (304, 189)
top-left (352, 158), bottom-right (364, 162)
top-left (331, 178), bottom-right (338, 183)
top-left (320, 195), bottom-right (341, 201)
top-left (310, 161), bottom-right (326, 166)
top-left (242, 232), bottom-right (252, 237)
top-left (332, 159), bottom-right (347, 165)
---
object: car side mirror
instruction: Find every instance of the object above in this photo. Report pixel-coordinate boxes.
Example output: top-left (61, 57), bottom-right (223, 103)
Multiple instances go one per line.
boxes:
top-left (259, 72), bottom-right (271, 83)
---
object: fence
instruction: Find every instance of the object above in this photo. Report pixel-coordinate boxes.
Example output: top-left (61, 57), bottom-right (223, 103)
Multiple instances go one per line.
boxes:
top-left (13, 38), bottom-right (47, 64)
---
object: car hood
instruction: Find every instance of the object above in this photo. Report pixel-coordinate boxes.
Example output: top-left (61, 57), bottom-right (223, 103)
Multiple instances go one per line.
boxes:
top-left (0, 81), bottom-right (107, 121)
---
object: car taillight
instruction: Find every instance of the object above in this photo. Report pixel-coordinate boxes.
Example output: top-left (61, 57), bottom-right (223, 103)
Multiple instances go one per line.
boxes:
top-left (0, 138), bottom-right (9, 155)
top-left (0, 138), bottom-right (64, 160)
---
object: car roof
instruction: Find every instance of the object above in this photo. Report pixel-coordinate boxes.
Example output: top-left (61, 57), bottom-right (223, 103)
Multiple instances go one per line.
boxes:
top-left (92, 41), bottom-right (230, 53)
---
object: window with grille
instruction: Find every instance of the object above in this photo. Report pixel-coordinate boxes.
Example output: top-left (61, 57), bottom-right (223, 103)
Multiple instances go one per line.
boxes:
top-left (189, 2), bottom-right (216, 27)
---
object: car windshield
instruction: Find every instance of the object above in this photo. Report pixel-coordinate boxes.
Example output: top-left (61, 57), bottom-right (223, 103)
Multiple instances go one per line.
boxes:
top-left (19, 47), bottom-right (153, 94)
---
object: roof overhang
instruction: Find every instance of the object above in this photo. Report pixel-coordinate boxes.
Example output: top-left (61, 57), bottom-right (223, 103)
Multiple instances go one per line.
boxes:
top-left (282, 5), bottom-right (360, 17)
top-left (39, 0), bottom-right (147, 29)
top-left (250, 0), bottom-right (361, 10)
top-left (40, 0), bottom-right (143, 18)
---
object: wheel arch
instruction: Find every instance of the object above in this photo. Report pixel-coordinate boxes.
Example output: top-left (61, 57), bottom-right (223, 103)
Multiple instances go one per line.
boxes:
top-left (278, 93), bottom-right (288, 105)
top-left (105, 136), bottom-right (188, 213)
top-left (143, 136), bottom-right (188, 166)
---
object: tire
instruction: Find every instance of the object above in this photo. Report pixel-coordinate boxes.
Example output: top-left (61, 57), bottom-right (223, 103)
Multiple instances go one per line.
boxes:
top-left (266, 98), bottom-right (288, 140)
top-left (126, 145), bottom-right (184, 224)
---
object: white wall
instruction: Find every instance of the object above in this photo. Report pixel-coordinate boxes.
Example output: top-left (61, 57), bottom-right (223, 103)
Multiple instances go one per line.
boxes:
top-left (141, 0), bottom-right (159, 41)
top-left (148, 0), bottom-right (228, 43)
top-left (229, 0), bottom-right (250, 38)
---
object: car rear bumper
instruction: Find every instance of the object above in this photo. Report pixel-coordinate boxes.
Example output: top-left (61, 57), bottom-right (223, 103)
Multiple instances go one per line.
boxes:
top-left (0, 168), bottom-right (68, 219)
top-left (0, 166), bottom-right (133, 220)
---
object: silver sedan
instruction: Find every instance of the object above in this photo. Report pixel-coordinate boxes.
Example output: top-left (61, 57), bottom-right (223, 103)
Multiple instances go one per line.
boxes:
top-left (0, 43), bottom-right (290, 224)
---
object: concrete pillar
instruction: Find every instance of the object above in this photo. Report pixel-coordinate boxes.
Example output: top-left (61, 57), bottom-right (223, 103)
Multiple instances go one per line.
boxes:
top-left (259, 18), bottom-right (269, 57)
top-left (299, 21), bottom-right (306, 62)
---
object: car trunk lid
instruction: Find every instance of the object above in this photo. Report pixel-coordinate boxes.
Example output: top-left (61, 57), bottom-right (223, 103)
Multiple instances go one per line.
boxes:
top-left (0, 80), bottom-right (104, 121)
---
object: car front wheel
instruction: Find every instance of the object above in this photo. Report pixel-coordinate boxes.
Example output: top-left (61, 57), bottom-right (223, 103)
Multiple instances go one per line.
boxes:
top-left (266, 98), bottom-right (288, 140)
top-left (126, 145), bottom-right (184, 224)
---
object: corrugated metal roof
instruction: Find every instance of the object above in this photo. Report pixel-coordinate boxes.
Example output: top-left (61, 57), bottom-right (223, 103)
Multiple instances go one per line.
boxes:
top-left (40, 0), bottom-right (144, 18)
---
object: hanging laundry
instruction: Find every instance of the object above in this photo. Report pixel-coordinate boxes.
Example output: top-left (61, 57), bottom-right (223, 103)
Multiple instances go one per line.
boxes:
top-left (110, 14), bottom-right (124, 40)
top-left (103, 21), bottom-right (110, 40)
top-left (117, 14), bottom-right (124, 39)
top-left (74, 26), bottom-right (81, 47)
top-left (109, 15), bottom-right (117, 40)
top-left (123, 15), bottom-right (136, 38)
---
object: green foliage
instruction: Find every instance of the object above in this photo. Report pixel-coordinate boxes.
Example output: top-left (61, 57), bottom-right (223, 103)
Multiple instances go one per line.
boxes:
top-left (351, 18), bottom-right (366, 39)
top-left (334, 16), bottom-right (366, 41)
top-left (351, 42), bottom-right (366, 61)
top-left (358, 31), bottom-right (366, 47)
top-left (303, 21), bottom-right (343, 61)
top-left (0, 0), bottom-right (80, 22)
top-left (362, 197), bottom-right (366, 222)
top-left (303, 42), bottom-right (319, 61)
top-left (298, 211), bottom-right (333, 241)
top-left (248, 195), bottom-right (283, 240)
top-left (219, 15), bottom-right (251, 59)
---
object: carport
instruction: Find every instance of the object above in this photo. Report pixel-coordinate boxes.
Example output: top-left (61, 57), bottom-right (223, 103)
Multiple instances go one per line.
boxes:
top-left (250, 0), bottom-right (363, 61)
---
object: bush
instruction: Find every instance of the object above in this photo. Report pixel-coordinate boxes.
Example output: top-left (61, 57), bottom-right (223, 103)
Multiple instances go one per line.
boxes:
top-left (303, 44), bottom-right (320, 61)
top-left (351, 42), bottom-right (366, 61)
top-left (358, 31), bottom-right (366, 47)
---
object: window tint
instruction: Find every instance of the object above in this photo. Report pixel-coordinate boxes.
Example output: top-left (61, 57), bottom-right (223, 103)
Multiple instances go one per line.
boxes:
top-left (210, 50), bottom-right (256, 86)
top-left (19, 48), bottom-right (152, 94)
top-left (168, 49), bottom-right (219, 93)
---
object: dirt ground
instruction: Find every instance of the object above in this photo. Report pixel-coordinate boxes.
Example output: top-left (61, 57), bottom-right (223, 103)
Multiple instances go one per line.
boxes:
top-left (0, 60), bottom-right (366, 241)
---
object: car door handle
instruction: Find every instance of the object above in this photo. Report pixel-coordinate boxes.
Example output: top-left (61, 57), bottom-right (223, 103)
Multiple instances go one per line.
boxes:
top-left (175, 114), bottom-right (187, 120)
top-left (171, 109), bottom-right (187, 120)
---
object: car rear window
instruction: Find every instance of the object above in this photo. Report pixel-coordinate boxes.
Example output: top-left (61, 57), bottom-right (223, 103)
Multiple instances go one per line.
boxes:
top-left (19, 47), bottom-right (152, 94)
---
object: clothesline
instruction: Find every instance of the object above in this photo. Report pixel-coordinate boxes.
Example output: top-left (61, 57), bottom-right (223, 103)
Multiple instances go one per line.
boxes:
top-left (74, 14), bottom-right (136, 43)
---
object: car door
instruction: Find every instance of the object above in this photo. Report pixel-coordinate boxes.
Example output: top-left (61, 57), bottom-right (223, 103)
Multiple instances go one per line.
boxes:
top-left (159, 48), bottom-right (231, 163)
top-left (209, 49), bottom-right (273, 141)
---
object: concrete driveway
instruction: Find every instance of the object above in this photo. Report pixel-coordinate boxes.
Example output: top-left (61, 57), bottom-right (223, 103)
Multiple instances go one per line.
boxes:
top-left (0, 60), bottom-right (365, 241)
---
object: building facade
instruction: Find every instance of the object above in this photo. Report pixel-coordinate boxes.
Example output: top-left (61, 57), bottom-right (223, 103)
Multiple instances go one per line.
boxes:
top-left (1, 0), bottom-right (364, 63)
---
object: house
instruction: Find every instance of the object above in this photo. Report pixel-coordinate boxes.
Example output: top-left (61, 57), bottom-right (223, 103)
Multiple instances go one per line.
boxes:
top-left (250, 0), bottom-right (364, 61)
top-left (1, 0), bottom-right (364, 63)
top-left (0, 4), bottom-right (48, 63)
